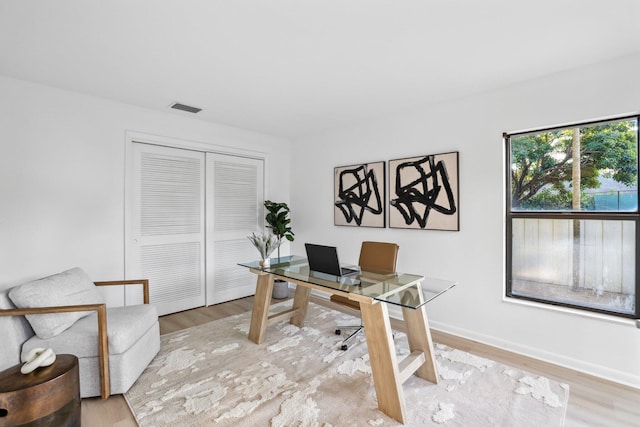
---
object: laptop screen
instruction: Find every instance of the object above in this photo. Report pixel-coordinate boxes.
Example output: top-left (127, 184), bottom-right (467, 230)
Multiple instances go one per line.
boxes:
top-left (305, 243), bottom-right (358, 277)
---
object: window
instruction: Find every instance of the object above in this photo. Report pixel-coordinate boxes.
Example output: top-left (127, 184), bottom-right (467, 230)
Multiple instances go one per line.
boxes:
top-left (505, 116), bottom-right (639, 319)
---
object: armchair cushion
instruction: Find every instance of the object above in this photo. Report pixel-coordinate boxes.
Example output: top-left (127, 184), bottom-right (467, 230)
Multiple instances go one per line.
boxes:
top-left (0, 289), bottom-right (34, 371)
top-left (8, 267), bottom-right (105, 339)
top-left (21, 304), bottom-right (158, 358)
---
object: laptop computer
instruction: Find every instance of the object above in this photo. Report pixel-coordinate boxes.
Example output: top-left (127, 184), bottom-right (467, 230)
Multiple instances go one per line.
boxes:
top-left (304, 243), bottom-right (359, 277)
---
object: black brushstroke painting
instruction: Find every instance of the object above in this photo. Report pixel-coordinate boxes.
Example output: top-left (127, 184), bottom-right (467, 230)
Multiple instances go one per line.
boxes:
top-left (389, 152), bottom-right (459, 231)
top-left (334, 161), bottom-right (385, 227)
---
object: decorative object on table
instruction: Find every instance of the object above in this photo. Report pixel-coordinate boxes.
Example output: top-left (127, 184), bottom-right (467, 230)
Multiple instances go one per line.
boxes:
top-left (126, 302), bottom-right (569, 427)
top-left (389, 151), bottom-right (459, 231)
top-left (334, 160), bottom-right (385, 228)
top-left (247, 232), bottom-right (280, 268)
top-left (263, 200), bottom-right (295, 299)
top-left (20, 347), bottom-right (56, 374)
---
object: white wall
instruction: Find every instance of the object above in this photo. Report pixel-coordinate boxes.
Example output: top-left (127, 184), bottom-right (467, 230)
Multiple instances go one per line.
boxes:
top-left (0, 75), bottom-right (291, 305)
top-left (2, 53), bottom-right (638, 388)
top-left (290, 53), bottom-right (640, 388)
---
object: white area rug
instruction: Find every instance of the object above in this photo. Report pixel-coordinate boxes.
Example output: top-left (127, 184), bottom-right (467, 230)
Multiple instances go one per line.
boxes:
top-left (126, 302), bottom-right (569, 426)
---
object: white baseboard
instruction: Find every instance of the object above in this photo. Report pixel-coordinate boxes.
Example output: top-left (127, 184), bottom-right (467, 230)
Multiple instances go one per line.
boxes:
top-left (309, 288), bottom-right (640, 389)
top-left (428, 319), bottom-right (640, 390)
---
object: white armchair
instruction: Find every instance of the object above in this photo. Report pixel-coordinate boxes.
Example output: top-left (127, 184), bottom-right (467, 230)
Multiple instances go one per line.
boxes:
top-left (0, 268), bottom-right (160, 399)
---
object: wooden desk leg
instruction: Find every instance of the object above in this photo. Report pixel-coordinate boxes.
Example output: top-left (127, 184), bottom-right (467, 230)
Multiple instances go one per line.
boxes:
top-left (290, 284), bottom-right (310, 327)
top-left (359, 300), bottom-right (406, 424)
top-left (248, 273), bottom-right (274, 344)
top-left (402, 305), bottom-right (438, 383)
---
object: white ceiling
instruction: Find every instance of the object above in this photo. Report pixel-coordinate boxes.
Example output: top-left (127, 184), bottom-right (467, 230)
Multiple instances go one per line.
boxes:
top-left (1, 1), bottom-right (639, 139)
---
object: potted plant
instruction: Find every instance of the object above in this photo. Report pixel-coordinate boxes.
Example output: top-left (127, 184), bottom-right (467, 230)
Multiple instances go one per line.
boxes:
top-left (247, 232), bottom-right (280, 267)
top-left (264, 200), bottom-right (295, 259)
top-left (264, 200), bottom-right (295, 298)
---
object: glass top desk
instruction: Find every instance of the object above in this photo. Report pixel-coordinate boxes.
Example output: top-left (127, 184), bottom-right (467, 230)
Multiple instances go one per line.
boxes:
top-left (239, 255), bottom-right (456, 424)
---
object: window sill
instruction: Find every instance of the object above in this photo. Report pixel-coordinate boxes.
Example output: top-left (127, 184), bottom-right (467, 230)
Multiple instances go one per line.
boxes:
top-left (503, 296), bottom-right (639, 328)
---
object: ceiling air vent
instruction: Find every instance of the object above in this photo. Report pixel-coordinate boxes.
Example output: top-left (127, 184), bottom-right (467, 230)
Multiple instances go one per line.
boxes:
top-left (170, 102), bottom-right (202, 114)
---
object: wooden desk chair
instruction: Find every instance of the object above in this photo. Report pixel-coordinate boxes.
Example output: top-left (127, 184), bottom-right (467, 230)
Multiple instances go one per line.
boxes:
top-left (330, 241), bottom-right (399, 350)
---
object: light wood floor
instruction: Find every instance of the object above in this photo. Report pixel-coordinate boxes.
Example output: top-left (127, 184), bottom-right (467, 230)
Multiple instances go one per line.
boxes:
top-left (82, 293), bottom-right (640, 426)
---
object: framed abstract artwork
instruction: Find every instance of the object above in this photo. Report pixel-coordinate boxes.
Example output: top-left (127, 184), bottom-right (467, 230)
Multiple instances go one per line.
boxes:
top-left (334, 161), bottom-right (385, 228)
top-left (389, 151), bottom-right (459, 231)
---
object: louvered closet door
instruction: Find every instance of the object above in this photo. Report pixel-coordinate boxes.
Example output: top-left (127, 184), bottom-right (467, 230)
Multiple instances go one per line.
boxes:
top-left (126, 143), bottom-right (206, 315)
top-left (206, 153), bottom-right (264, 305)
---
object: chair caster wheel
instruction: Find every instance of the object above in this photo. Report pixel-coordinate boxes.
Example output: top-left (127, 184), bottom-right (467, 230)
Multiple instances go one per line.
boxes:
top-left (335, 329), bottom-right (341, 335)
top-left (341, 344), bottom-right (348, 351)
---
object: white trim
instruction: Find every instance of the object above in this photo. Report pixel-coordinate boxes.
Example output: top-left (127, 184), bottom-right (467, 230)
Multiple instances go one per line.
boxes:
top-left (125, 130), bottom-right (270, 159)
top-left (429, 319), bottom-right (640, 390)
top-left (504, 111), bottom-right (640, 136)
top-left (502, 295), bottom-right (637, 328)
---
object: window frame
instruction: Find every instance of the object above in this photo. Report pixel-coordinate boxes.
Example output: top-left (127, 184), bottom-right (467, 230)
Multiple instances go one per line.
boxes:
top-left (504, 114), bottom-right (640, 320)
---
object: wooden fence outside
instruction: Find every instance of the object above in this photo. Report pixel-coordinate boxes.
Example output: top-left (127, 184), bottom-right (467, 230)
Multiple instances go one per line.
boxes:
top-left (512, 218), bottom-right (635, 295)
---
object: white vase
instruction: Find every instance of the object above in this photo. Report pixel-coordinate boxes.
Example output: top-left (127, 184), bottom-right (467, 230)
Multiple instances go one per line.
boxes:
top-left (259, 258), bottom-right (270, 268)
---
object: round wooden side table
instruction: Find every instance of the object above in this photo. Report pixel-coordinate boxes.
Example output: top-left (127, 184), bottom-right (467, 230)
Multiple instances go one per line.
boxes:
top-left (0, 354), bottom-right (80, 427)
